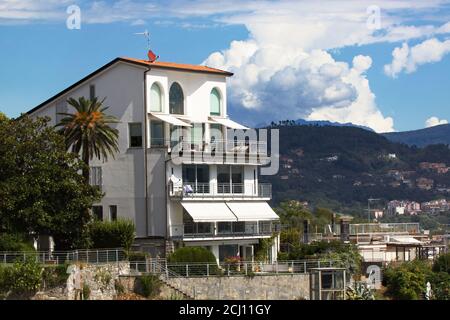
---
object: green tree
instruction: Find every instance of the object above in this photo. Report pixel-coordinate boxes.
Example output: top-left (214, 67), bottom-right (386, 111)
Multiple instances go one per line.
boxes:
top-left (383, 260), bottom-right (432, 300)
top-left (56, 97), bottom-right (119, 184)
top-left (432, 252), bottom-right (450, 274)
top-left (0, 115), bottom-right (101, 249)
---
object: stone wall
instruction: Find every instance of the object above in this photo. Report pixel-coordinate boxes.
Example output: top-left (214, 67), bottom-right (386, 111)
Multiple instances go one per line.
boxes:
top-left (165, 274), bottom-right (310, 300)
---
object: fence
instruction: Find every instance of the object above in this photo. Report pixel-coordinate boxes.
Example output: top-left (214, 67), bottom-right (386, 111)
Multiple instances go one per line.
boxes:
top-left (128, 259), bottom-right (340, 278)
top-left (0, 248), bottom-right (126, 265)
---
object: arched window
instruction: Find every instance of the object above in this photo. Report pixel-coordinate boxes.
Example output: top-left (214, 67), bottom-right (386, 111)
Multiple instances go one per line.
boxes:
top-left (169, 82), bottom-right (184, 114)
top-left (210, 88), bottom-right (221, 116)
top-left (150, 82), bottom-right (162, 112)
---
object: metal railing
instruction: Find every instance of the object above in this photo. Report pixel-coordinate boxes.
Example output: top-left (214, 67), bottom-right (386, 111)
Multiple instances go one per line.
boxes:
top-left (170, 221), bottom-right (280, 239)
top-left (0, 248), bottom-right (126, 265)
top-left (128, 259), bottom-right (340, 278)
top-left (349, 223), bottom-right (420, 235)
top-left (170, 182), bottom-right (272, 199)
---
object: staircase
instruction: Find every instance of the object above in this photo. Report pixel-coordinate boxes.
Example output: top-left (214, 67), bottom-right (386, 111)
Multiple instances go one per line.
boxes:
top-left (150, 259), bottom-right (194, 300)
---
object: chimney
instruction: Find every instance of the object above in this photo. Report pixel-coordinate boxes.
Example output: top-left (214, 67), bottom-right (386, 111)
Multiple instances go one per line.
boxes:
top-left (340, 216), bottom-right (353, 242)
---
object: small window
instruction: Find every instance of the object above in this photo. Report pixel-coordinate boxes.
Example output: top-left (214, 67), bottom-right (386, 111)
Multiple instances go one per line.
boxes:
top-left (109, 205), bottom-right (117, 221)
top-left (210, 88), bottom-right (221, 115)
top-left (151, 120), bottom-right (164, 146)
top-left (89, 84), bottom-right (96, 101)
top-left (89, 166), bottom-right (102, 190)
top-left (92, 206), bottom-right (103, 221)
top-left (150, 83), bottom-right (162, 112)
top-left (129, 123), bottom-right (143, 148)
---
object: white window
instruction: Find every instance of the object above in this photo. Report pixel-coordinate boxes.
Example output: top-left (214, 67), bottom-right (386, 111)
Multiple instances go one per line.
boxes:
top-left (150, 82), bottom-right (162, 112)
top-left (210, 88), bottom-right (221, 115)
top-left (90, 166), bottom-right (102, 190)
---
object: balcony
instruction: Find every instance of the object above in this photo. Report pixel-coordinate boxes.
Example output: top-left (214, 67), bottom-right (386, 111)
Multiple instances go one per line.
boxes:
top-left (151, 138), bottom-right (271, 165)
top-left (170, 221), bottom-right (280, 240)
top-left (169, 182), bottom-right (272, 200)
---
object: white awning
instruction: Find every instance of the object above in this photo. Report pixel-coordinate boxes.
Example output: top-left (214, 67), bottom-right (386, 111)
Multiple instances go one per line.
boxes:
top-left (209, 117), bottom-right (249, 130)
top-left (181, 202), bottom-right (237, 222)
top-left (226, 201), bottom-right (279, 221)
top-left (150, 113), bottom-right (191, 127)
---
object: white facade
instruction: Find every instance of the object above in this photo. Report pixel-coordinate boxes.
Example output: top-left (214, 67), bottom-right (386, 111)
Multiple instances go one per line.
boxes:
top-left (28, 57), bottom-right (280, 262)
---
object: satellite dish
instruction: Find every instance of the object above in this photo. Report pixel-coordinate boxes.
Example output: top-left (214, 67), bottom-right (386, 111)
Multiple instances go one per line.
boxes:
top-left (134, 29), bottom-right (159, 62)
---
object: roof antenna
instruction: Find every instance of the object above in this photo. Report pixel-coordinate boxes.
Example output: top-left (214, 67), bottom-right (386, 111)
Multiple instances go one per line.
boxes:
top-left (134, 29), bottom-right (159, 62)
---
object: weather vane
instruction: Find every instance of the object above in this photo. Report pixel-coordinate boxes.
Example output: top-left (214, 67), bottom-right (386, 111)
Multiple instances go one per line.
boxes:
top-left (134, 29), bottom-right (159, 62)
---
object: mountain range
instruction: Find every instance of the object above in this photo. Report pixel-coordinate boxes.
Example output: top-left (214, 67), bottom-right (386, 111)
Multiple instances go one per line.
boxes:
top-left (383, 124), bottom-right (450, 147)
top-left (261, 124), bottom-right (450, 217)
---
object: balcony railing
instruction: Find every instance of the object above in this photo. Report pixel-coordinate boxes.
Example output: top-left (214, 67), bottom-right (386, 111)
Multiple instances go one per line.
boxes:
top-left (170, 182), bottom-right (272, 199)
top-left (151, 138), bottom-right (269, 159)
top-left (170, 221), bottom-right (280, 239)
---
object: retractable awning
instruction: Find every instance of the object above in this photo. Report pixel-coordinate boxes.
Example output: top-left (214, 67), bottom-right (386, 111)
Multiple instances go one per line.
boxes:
top-left (181, 202), bottom-right (237, 222)
top-left (225, 201), bottom-right (279, 221)
top-left (209, 117), bottom-right (249, 130)
top-left (150, 113), bottom-right (192, 127)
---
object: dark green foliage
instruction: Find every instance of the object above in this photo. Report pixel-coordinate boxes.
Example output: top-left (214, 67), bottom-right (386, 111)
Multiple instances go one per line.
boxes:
top-left (0, 233), bottom-right (35, 252)
top-left (56, 97), bottom-right (120, 184)
top-left (167, 247), bottom-right (218, 276)
top-left (383, 260), bottom-right (432, 300)
top-left (432, 253), bottom-right (450, 274)
top-left (139, 274), bottom-right (161, 298)
top-left (254, 237), bottom-right (275, 262)
top-left (168, 247), bottom-right (216, 264)
top-left (89, 219), bottom-right (135, 252)
top-left (428, 271), bottom-right (450, 300)
top-left (127, 251), bottom-right (149, 261)
top-left (0, 257), bottom-right (43, 297)
top-left (41, 264), bottom-right (69, 289)
top-left (0, 115), bottom-right (102, 249)
top-left (82, 283), bottom-right (91, 300)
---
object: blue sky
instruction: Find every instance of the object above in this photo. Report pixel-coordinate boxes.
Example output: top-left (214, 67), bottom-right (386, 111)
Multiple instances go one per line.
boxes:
top-left (1, 0), bottom-right (450, 132)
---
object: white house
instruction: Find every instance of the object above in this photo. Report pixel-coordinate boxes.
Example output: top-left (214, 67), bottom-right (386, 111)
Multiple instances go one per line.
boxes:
top-left (27, 54), bottom-right (280, 263)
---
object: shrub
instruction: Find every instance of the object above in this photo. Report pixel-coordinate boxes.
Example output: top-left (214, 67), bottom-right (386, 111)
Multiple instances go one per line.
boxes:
top-left (89, 219), bottom-right (135, 252)
top-left (432, 253), bottom-right (450, 274)
top-left (82, 283), bottom-right (91, 300)
top-left (168, 247), bottom-right (216, 264)
top-left (41, 264), bottom-right (68, 289)
top-left (383, 260), bottom-right (432, 300)
top-left (0, 233), bottom-right (35, 252)
top-left (139, 274), bottom-right (161, 298)
top-left (0, 257), bottom-right (43, 297)
top-left (428, 271), bottom-right (450, 300)
top-left (167, 247), bottom-right (218, 276)
top-left (127, 251), bottom-right (149, 261)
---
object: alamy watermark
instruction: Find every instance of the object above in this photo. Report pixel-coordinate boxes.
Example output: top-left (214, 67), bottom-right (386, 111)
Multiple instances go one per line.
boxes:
top-left (66, 5), bottom-right (81, 30)
top-left (366, 5), bottom-right (381, 30)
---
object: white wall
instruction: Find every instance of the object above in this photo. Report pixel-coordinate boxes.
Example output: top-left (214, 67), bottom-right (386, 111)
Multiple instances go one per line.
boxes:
top-left (30, 62), bottom-right (149, 237)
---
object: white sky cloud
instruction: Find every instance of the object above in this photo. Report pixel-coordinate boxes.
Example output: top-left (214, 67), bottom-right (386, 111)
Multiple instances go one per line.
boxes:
top-left (384, 38), bottom-right (450, 78)
top-left (425, 116), bottom-right (449, 127)
top-left (2, 0), bottom-right (450, 132)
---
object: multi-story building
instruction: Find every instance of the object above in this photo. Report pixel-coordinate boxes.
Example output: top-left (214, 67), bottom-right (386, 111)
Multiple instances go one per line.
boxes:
top-left (27, 54), bottom-right (280, 263)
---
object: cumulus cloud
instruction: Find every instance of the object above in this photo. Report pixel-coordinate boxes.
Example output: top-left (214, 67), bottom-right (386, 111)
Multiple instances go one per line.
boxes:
top-left (425, 116), bottom-right (449, 127)
top-left (205, 42), bottom-right (395, 132)
top-left (384, 38), bottom-right (450, 77)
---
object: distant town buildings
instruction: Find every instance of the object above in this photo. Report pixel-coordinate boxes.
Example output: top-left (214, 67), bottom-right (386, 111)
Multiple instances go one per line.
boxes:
top-left (386, 199), bottom-right (449, 216)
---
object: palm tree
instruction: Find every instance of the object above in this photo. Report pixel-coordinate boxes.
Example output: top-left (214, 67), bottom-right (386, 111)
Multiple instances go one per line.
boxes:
top-left (56, 97), bottom-right (120, 184)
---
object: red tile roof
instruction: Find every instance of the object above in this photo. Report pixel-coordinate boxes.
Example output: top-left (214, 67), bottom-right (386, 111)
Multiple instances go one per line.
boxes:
top-left (121, 57), bottom-right (233, 76)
